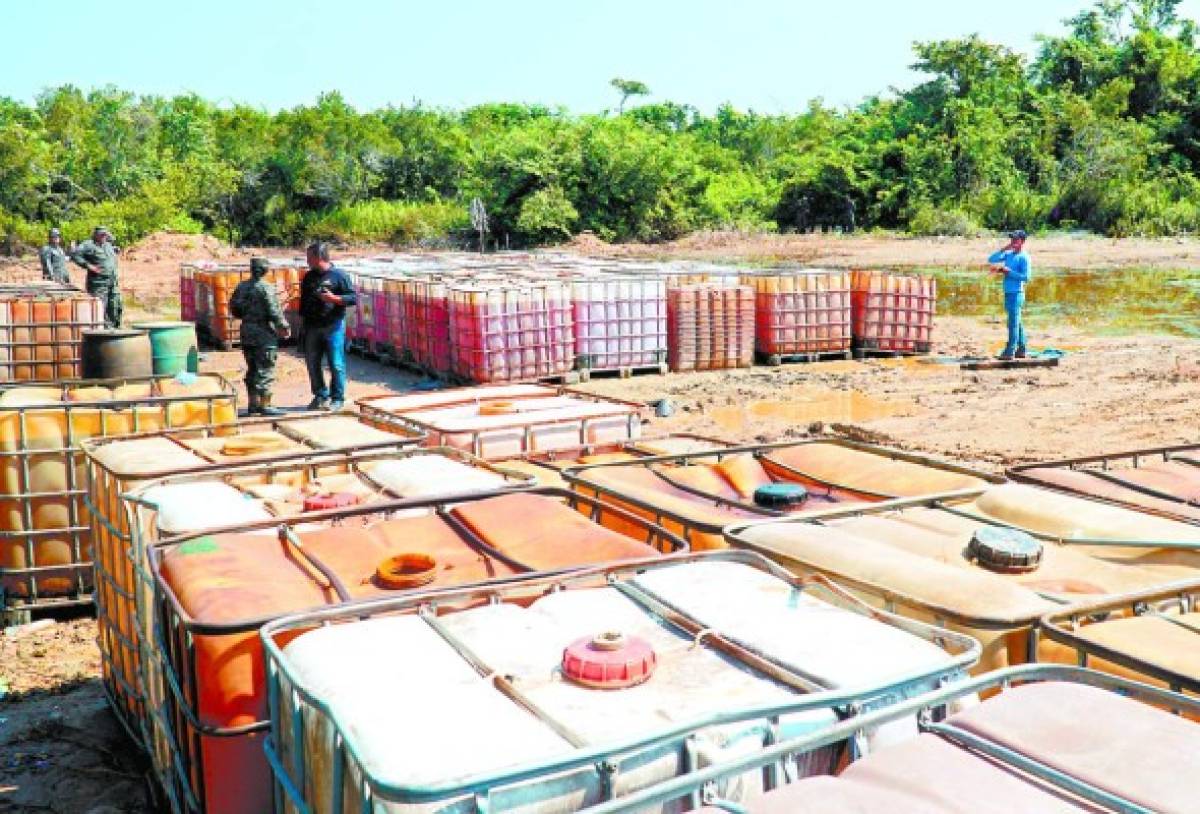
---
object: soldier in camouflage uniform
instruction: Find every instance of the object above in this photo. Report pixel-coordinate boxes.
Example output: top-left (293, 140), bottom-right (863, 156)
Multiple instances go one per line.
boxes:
top-left (39, 228), bottom-right (70, 284)
top-left (70, 226), bottom-right (122, 327)
top-left (230, 257), bottom-right (291, 416)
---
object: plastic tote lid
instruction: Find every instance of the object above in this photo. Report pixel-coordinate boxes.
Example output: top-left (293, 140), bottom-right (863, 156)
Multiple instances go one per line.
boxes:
top-left (561, 631), bottom-right (657, 689)
top-left (753, 482), bottom-right (809, 508)
top-left (967, 525), bottom-right (1043, 573)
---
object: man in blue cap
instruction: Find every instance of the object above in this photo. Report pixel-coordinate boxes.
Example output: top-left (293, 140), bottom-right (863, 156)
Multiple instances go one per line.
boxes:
top-left (987, 230), bottom-right (1031, 359)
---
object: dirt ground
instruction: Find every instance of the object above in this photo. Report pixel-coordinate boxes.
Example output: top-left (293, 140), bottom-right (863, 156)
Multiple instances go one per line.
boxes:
top-left (1, 230), bottom-right (1199, 812)
top-left (566, 229), bottom-right (1200, 270)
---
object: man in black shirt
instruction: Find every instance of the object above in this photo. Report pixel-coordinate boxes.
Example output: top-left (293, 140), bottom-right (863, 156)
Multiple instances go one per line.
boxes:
top-left (299, 242), bottom-right (357, 411)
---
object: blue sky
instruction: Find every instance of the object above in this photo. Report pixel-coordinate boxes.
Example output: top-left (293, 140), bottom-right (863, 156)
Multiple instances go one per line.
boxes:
top-left (5, 0), bottom-right (1199, 113)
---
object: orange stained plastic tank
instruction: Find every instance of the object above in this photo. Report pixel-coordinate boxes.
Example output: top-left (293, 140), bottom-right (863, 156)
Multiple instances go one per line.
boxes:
top-left (156, 492), bottom-right (660, 814)
top-left (567, 442), bottom-right (989, 552)
top-left (570, 455), bottom-right (869, 551)
top-left (0, 378), bottom-right (236, 598)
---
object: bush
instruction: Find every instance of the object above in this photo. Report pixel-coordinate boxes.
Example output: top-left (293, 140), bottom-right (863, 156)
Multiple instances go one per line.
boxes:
top-left (304, 199), bottom-right (469, 245)
top-left (516, 186), bottom-right (579, 244)
top-left (702, 171), bottom-right (779, 232)
top-left (0, 209), bottom-right (45, 253)
top-left (907, 205), bottom-right (982, 237)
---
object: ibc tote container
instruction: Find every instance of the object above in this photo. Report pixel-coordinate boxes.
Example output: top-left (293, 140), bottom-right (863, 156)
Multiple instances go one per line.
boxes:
top-left (260, 552), bottom-right (978, 814)
top-left (0, 374), bottom-right (237, 619)
top-left (0, 290), bottom-right (105, 382)
top-left (141, 482), bottom-right (682, 814)
top-left (81, 413), bottom-right (424, 748)
top-left (1040, 581), bottom-right (1200, 697)
top-left (358, 383), bottom-right (645, 460)
top-left (1008, 441), bottom-right (1200, 525)
top-left (572, 276), bottom-right (668, 377)
top-left (564, 438), bottom-right (997, 551)
top-left (589, 664), bottom-right (1200, 814)
top-left (667, 284), bottom-right (754, 371)
top-left (179, 265), bottom-right (197, 322)
top-left (448, 279), bottom-right (574, 384)
top-left (401, 276), bottom-right (452, 372)
top-left (190, 263), bottom-right (303, 349)
top-left (725, 482), bottom-right (1200, 673)
top-left (850, 270), bottom-right (936, 355)
top-left (742, 270), bottom-right (851, 361)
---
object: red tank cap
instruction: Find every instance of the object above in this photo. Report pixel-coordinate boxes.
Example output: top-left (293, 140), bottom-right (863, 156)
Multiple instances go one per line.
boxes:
top-left (561, 631), bottom-right (657, 689)
top-left (302, 492), bottom-right (360, 512)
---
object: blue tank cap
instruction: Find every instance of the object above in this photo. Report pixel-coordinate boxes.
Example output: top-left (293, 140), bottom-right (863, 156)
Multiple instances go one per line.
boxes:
top-left (968, 525), bottom-right (1043, 573)
top-left (753, 482), bottom-right (809, 508)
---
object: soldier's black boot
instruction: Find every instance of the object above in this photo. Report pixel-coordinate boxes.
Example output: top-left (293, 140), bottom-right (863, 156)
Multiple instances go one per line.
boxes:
top-left (259, 393), bottom-right (285, 417)
top-left (246, 392), bottom-right (262, 416)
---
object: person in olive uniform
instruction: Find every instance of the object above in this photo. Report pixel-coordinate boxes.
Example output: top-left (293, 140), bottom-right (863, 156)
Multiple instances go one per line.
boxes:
top-left (71, 226), bottom-right (122, 327)
top-left (39, 228), bottom-right (70, 284)
top-left (230, 258), bottom-right (291, 416)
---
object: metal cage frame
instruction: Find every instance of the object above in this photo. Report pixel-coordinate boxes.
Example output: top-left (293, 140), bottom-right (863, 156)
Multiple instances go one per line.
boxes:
top-left (140, 483), bottom-right (689, 814)
top-left (0, 373), bottom-right (237, 617)
top-left (258, 549), bottom-right (980, 814)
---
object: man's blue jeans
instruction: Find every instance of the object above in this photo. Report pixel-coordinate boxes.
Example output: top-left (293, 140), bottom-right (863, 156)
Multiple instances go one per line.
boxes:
top-left (304, 321), bottom-right (347, 402)
top-left (1003, 291), bottom-right (1027, 356)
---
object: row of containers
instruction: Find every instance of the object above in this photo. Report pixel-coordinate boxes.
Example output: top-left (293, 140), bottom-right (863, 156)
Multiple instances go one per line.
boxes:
top-left (180, 254), bottom-right (935, 381)
top-left (0, 280), bottom-right (200, 383)
top-left (6, 378), bottom-right (1199, 812)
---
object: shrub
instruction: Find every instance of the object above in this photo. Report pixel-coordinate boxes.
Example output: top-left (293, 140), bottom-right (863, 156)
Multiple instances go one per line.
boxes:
top-left (702, 171), bottom-right (779, 232)
top-left (907, 204), bottom-right (982, 237)
top-left (516, 186), bottom-right (579, 244)
top-left (304, 199), bottom-right (469, 245)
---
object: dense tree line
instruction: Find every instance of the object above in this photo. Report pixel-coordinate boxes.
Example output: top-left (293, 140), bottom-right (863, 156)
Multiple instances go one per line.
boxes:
top-left (2, 0), bottom-right (1199, 251)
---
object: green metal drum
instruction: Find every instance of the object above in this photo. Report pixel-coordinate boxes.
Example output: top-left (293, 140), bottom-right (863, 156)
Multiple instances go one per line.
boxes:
top-left (131, 321), bottom-right (199, 375)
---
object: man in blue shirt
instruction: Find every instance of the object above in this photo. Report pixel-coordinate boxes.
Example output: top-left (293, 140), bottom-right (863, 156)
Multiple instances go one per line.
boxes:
top-left (987, 230), bottom-right (1031, 359)
top-left (299, 242), bottom-right (357, 411)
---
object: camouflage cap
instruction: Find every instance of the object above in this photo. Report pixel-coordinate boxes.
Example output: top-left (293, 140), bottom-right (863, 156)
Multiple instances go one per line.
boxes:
top-left (250, 257), bottom-right (270, 274)
top-left (48, 227), bottom-right (62, 237)
top-left (93, 225), bottom-right (111, 235)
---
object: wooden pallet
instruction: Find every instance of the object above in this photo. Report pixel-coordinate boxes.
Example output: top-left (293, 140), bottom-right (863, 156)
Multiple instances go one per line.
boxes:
top-left (961, 356), bottom-right (1060, 371)
top-left (576, 363), bottom-right (669, 382)
top-left (536, 370), bottom-right (584, 386)
top-left (756, 349), bottom-right (852, 366)
top-left (2, 595), bottom-right (95, 627)
top-left (853, 348), bottom-right (931, 360)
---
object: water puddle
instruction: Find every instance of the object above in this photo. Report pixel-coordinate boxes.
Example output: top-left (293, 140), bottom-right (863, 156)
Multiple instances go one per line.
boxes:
top-left (709, 386), bottom-right (915, 432)
top-left (929, 267), bottom-right (1200, 337)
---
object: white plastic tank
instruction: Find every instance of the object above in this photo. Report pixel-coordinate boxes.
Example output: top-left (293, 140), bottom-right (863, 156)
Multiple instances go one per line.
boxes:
top-left (366, 454), bottom-right (508, 498)
top-left (275, 560), bottom-right (966, 814)
top-left (277, 414), bottom-right (409, 448)
top-left (364, 384), bottom-right (641, 460)
top-left (139, 481), bottom-right (272, 536)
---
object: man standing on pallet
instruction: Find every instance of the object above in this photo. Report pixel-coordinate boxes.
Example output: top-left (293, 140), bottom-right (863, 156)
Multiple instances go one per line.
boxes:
top-left (230, 257), bottom-right (290, 416)
top-left (987, 229), bottom-right (1031, 360)
top-left (299, 241), bottom-right (356, 412)
top-left (71, 226), bottom-right (122, 327)
top-left (39, 228), bottom-right (71, 284)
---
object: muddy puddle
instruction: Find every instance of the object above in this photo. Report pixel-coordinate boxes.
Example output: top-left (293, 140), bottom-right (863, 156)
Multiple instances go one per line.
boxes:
top-left (931, 267), bottom-right (1200, 336)
top-left (710, 386), bottom-right (916, 432)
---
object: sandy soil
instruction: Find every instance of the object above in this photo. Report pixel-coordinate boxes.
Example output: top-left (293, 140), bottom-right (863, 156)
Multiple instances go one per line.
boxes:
top-left (1, 230), bottom-right (1199, 812)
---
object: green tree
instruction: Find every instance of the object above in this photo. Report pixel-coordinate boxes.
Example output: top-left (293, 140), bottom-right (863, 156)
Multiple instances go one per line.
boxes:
top-left (610, 78), bottom-right (651, 114)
